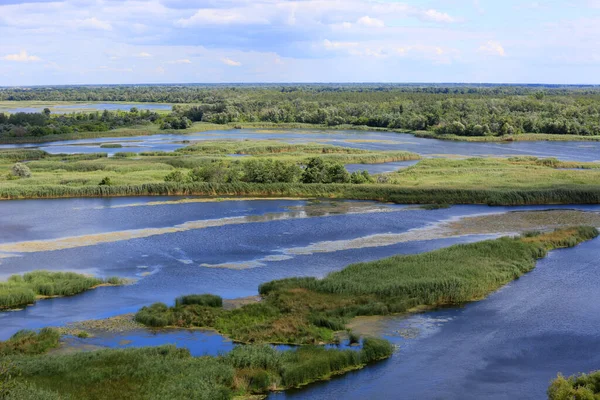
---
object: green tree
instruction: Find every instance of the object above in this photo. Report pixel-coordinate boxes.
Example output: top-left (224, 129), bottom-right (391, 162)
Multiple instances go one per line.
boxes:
top-left (301, 158), bottom-right (328, 183)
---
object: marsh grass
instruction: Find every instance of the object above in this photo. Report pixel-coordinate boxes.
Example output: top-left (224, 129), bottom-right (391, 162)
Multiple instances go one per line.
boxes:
top-left (175, 294), bottom-right (223, 308)
top-left (1, 338), bottom-right (393, 399)
top-left (0, 271), bottom-right (126, 310)
top-left (2, 146), bottom-right (599, 205)
top-left (0, 328), bottom-right (60, 356)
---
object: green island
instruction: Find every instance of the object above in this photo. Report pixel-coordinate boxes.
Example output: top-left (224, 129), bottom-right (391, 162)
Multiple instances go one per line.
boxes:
top-left (0, 271), bottom-right (126, 310)
top-left (1, 141), bottom-right (600, 205)
top-left (2, 85), bottom-right (600, 143)
top-left (0, 227), bottom-right (596, 399)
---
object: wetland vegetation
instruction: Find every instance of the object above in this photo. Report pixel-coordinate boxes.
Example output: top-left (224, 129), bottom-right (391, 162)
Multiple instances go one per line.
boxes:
top-left (134, 227), bottom-right (598, 344)
top-left (0, 329), bottom-right (391, 399)
top-left (1, 141), bottom-right (599, 205)
top-left (548, 371), bottom-right (600, 399)
top-left (0, 271), bottom-right (125, 310)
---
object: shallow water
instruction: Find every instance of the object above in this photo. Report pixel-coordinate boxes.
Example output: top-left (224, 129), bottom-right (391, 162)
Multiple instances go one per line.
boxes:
top-left (1, 197), bottom-right (599, 399)
top-left (60, 329), bottom-right (360, 357)
top-left (3, 103), bottom-right (172, 114)
top-left (344, 160), bottom-right (420, 174)
top-left (1, 129), bottom-right (599, 161)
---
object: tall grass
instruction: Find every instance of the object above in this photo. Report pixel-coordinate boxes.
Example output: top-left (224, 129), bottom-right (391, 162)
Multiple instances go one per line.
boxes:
top-left (3, 181), bottom-right (600, 205)
top-left (0, 149), bottom-right (47, 162)
top-left (0, 271), bottom-right (125, 310)
top-left (175, 294), bottom-right (223, 307)
top-left (1, 339), bottom-right (393, 399)
top-left (0, 328), bottom-right (60, 356)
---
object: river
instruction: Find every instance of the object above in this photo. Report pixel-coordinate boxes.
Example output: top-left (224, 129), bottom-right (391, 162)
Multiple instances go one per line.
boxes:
top-left (0, 198), bottom-right (599, 399)
top-left (1, 128), bottom-right (599, 161)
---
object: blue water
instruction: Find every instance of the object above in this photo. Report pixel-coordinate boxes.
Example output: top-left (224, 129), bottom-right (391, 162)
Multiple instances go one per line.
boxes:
top-left (3, 103), bottom-right (172, 114)
top-left (62, 329), bottom-right (361, 357)
top-left (345, 160), bottom-right (420, 174)
top-left (1, 129), bottom-right (599, 161)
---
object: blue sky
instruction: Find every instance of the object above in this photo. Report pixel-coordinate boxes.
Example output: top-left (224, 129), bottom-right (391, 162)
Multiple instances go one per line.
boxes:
top-left (1, 0), bottom-right (599, 85)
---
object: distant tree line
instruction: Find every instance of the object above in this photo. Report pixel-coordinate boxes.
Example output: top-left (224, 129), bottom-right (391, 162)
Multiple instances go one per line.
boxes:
top-left (2, 85), bottom-right (600, 137)
top-left (0, 108), bottom-right (160, 138)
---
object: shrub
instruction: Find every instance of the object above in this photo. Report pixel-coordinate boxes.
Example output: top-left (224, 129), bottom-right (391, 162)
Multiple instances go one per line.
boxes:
top-left (10, 163), bottom-right (31, 178)
top-left (134, 303), bottom-right (173, 327)
top-left (164, 170), bottom-right (186, 183)
top-left (98, 176), bottom-right (112, 186)
top-left (175, 294), bottom-right (223, 308)
top-left (0, 328), bottom-right (60, 356)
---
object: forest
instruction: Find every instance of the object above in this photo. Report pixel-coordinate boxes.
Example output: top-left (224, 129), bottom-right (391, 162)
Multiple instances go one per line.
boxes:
top-left (1, 85), bottom-right (600, 138)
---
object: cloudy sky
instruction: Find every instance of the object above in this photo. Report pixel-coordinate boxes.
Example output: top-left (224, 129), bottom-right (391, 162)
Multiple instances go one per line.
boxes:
top-left (1, 0), bottom-right (599, 85)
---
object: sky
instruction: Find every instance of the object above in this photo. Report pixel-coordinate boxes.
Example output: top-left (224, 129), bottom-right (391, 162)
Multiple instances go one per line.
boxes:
top-left (0, 0), bottom-right (599, 85)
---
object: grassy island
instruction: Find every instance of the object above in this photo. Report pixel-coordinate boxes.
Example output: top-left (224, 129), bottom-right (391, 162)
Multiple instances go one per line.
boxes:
top-left (1, 142), bottom-right (600, 205)
top-left (133, 226), bottom-right (599, 344)
top-left (0, 271), bottom-right (125, 310)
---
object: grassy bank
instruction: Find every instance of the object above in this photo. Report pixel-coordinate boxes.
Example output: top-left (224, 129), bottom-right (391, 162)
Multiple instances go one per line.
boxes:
top-left (134, 227), bottom-right (599, 344)
top-left (548, 371), bottom-right (600, 399)
top-left (0, 271), bottom-right (125, 310)
top-left (0, 330), bottom-right (392, 399)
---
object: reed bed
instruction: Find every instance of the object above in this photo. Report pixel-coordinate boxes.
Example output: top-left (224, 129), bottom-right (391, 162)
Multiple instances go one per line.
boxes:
top-left (2, 182), bottom-right (600, 206)
top-left (1, 338), bottom-right (392, 399)
top-left (0, 271), bottom-right (124, 310)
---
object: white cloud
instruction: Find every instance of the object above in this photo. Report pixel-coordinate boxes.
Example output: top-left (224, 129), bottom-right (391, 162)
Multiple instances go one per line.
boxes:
top-left (135, 52), bottom-right (153, 58)
top-left (74, 17), bottom-right (112, 31)
top-left (478, 41), bottom-right (506, 56)
top-left (323, 39), bottom-right (360, 50)
top-left (357, 16), bottom-right (385, 28)
top-left (155, 66), bottom-right (166, 74)
top-left (420, 9), bottom-right (458, 23)
top-left (176, 8), bottom-right (269, 27)
top-left (222, 57), bottom-right (242, 66)
top-left (168, 59), bottom-right (192, 64)
top-left (2, 50), bottom-right (41, 62)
